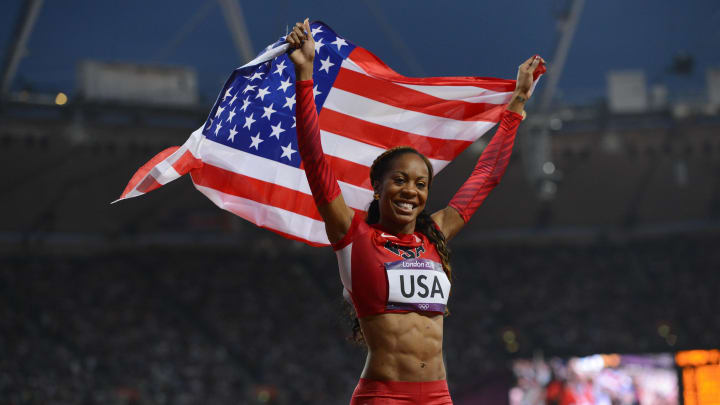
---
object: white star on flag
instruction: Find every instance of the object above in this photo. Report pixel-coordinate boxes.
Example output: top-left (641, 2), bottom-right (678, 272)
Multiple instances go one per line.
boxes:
top-left (223, 87), bottom-right (233, 100)
top-left (249, 132), bottom-right (263, 150)
top-left (269, 122), bottom-right (285, 139)
top-left (274, 60), bottom-right (287, 75)
top-left (314, 38), bottom-right (324, 54)
top-left (243, 84), bottom-right (256, 94)
top-left (240, 96), bottom-right (251, 112)
top-left (313, 85), bottom-right (322, 97)
top-left (214, 121), bottom-right (222, 135)
top-left (226, 107), bottom-right (236, 122)
top-left (227, 125), bottom-right (238, 142)
top-left (261, 103), bottom-right (276, 120)
top-left (331, 37), bottom-right (347, 51)
top-left (283, 95), bottom-right (296, 110)
top-left (215, 105), bottom-right (225, 118)
top-left (311, 26), bottom-right (323, 36)
top-left (255, 86), bottom-right (270, 101)
top-left (277, 77), bottom-right (292, 93)
top-left (292, 116), bottom-right (296, 128)
top-left (250, 71), bottom-right (264, 81)
top-left (319, 56), bottom-right (334, 73)
top-left (229, 94), bottom-right (237, 105)
top-left (280, 143), bottom-right (296, 160)
top-left (242, 113), bottom-right (256, 130)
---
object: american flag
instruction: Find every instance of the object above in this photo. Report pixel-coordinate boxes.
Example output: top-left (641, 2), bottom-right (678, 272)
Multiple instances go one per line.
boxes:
top-left (116, 21), bottom-right (543, 246)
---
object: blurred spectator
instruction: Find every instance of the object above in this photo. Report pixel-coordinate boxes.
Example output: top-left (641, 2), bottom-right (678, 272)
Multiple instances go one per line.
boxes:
top-left (1, 232), bottom-right (718, 404)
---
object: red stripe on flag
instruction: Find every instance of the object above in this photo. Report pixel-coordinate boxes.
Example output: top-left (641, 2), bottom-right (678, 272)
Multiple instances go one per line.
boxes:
top-left (319, 108), bottom-right (472, 162)
top-left (299, 154), bottom-right (373, 190)
top-left (191, 163), bottom-right (367, 221)
top-left (333, 68), bottom-right (507, 122)
top-left (137, 175), bottom-right (163, 194)
top-left (172, 149), bottom-right (203, 174)
top-left (191, 164), bottom-right (322, 220)
top-left (327, 155), bottom-right (372, 190)
top-left (348, 47), bottom-right (518, 91)
top-left (120, 146), bottom-right (179, 198)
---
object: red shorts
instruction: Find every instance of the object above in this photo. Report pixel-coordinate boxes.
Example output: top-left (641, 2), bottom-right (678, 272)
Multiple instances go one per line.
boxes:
top-left (350, 378), bottom-right (453, 404)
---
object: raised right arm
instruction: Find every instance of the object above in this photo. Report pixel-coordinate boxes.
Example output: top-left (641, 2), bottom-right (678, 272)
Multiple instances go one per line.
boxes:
top-left (288, 19), bottom-right (354, 244)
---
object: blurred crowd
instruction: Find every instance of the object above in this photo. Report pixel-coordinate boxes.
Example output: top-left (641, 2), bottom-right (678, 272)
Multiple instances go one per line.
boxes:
top-left (1, 232), bottom-right (719, 404)
top-left (510, 355), bottom-right (678, 405)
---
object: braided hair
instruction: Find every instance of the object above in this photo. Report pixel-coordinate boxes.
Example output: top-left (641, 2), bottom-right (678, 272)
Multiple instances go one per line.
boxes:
top-left (348, 146), bottom-right (452, 344)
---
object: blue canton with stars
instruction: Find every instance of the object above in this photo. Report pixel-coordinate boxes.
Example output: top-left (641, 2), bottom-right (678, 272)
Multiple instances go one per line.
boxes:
top-left (201, 22), bottom-right (356, 169)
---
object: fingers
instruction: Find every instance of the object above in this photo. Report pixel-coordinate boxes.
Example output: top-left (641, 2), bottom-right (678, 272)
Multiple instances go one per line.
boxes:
top-left (294, 22), bottom-right (304, 36)
top-left (303, 18), bottom-right (315, 46)
top-left (519, 56), bottom-right (534, 69)
top-left (287, 31), bottom-right (299, 48)
top-left (304, 18), bottom-right (311, 37)
top-left (528, 56), bottom-right (541, 72)
top-left (285, 21), bottom-right (310, 48)
top-left (519, 55), bottom-right (546, 74)
top-left (528, 55), bottom-right (546, 73)
top-left (294, 22), bottom-right (308, 40)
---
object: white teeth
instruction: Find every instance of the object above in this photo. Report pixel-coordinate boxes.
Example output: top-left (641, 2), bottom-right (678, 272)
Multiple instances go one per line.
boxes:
top-left (396, 202), bottom-right (413, 210)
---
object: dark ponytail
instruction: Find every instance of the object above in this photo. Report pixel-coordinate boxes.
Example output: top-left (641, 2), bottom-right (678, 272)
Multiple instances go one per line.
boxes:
top-left (347, 147), bottom-right (453, 345)
top-left (366, 198), bottom-right (380, 225)
top-left (415, 210), bottom-right (453, 288)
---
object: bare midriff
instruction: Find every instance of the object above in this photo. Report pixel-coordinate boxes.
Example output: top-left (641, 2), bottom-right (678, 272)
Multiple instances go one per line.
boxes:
top-left (358, 311), bottom-right (445, 381)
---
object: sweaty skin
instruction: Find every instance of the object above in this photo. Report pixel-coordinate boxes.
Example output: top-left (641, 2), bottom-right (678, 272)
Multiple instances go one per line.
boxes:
top-left (360, 312), bottom-right (445, 381)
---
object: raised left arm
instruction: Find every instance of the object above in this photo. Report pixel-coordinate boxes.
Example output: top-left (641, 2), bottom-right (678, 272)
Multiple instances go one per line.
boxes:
top-left (432, 55), bottom-right (545, 240)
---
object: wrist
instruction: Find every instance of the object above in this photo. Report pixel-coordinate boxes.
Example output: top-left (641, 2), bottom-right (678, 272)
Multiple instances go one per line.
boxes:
top-left (294, 65), bottom-right (314, 81)
top-left (511, 90), bottom-right (529, 104)
top-left (506, 91), bottom-right (527, 114)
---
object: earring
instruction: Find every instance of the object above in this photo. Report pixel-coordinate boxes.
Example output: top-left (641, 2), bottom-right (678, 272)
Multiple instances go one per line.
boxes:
top-left (373, 193), bottom-right (380, 200)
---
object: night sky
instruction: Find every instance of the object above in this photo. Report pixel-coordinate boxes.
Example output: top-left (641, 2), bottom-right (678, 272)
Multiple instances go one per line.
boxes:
top-left (1, 0), bottom-right (718, 105)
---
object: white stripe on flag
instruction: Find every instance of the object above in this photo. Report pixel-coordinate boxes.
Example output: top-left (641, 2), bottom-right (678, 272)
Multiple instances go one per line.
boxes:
top-left (341, 58), bottom-right (369, 75)
top-left (124, 189), bottom-right (144, 199)
top-left (152, 160), bottom-right (181, 185)
top-left (322, 88), bottom-right (499, 141)
top-left (239, 43), bottom-right (291, 69)
top-left (339, 182), bottom-right (372, 211)
top-left (126, 128), bottom-right (205, 198)
top-left (395, 83), bottom-right (513, 104)
top-left (342, 59), bottom-right (512, 104)
top-left (200, 138), bottom-right (313, 194)
top-left (194, 184), bottom-right (330, 245)
top-left (197, 138), bottom-right (372, 211)
top-left (320, 130), bottom-right (449, 170)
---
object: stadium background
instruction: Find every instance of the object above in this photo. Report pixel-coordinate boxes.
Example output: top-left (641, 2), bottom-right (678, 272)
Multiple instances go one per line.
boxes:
top-left (1, 1), bottom-right (719, 404)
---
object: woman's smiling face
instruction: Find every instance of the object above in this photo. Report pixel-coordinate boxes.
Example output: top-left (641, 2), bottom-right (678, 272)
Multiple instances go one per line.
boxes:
top-left (374, 152), bottom-right (430, 235)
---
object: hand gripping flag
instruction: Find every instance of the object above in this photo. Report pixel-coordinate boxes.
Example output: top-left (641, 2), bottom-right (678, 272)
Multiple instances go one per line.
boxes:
top-left (116, 21), bottom-right (545, 246)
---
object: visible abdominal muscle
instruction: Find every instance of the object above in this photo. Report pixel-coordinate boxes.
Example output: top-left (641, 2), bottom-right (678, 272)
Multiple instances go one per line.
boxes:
top-left (359, 312), bottom-right (445, 381)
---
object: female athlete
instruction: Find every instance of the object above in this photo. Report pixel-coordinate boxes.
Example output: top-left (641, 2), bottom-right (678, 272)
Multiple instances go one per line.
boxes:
top-left (286, 19), bottom-right (544, 405)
